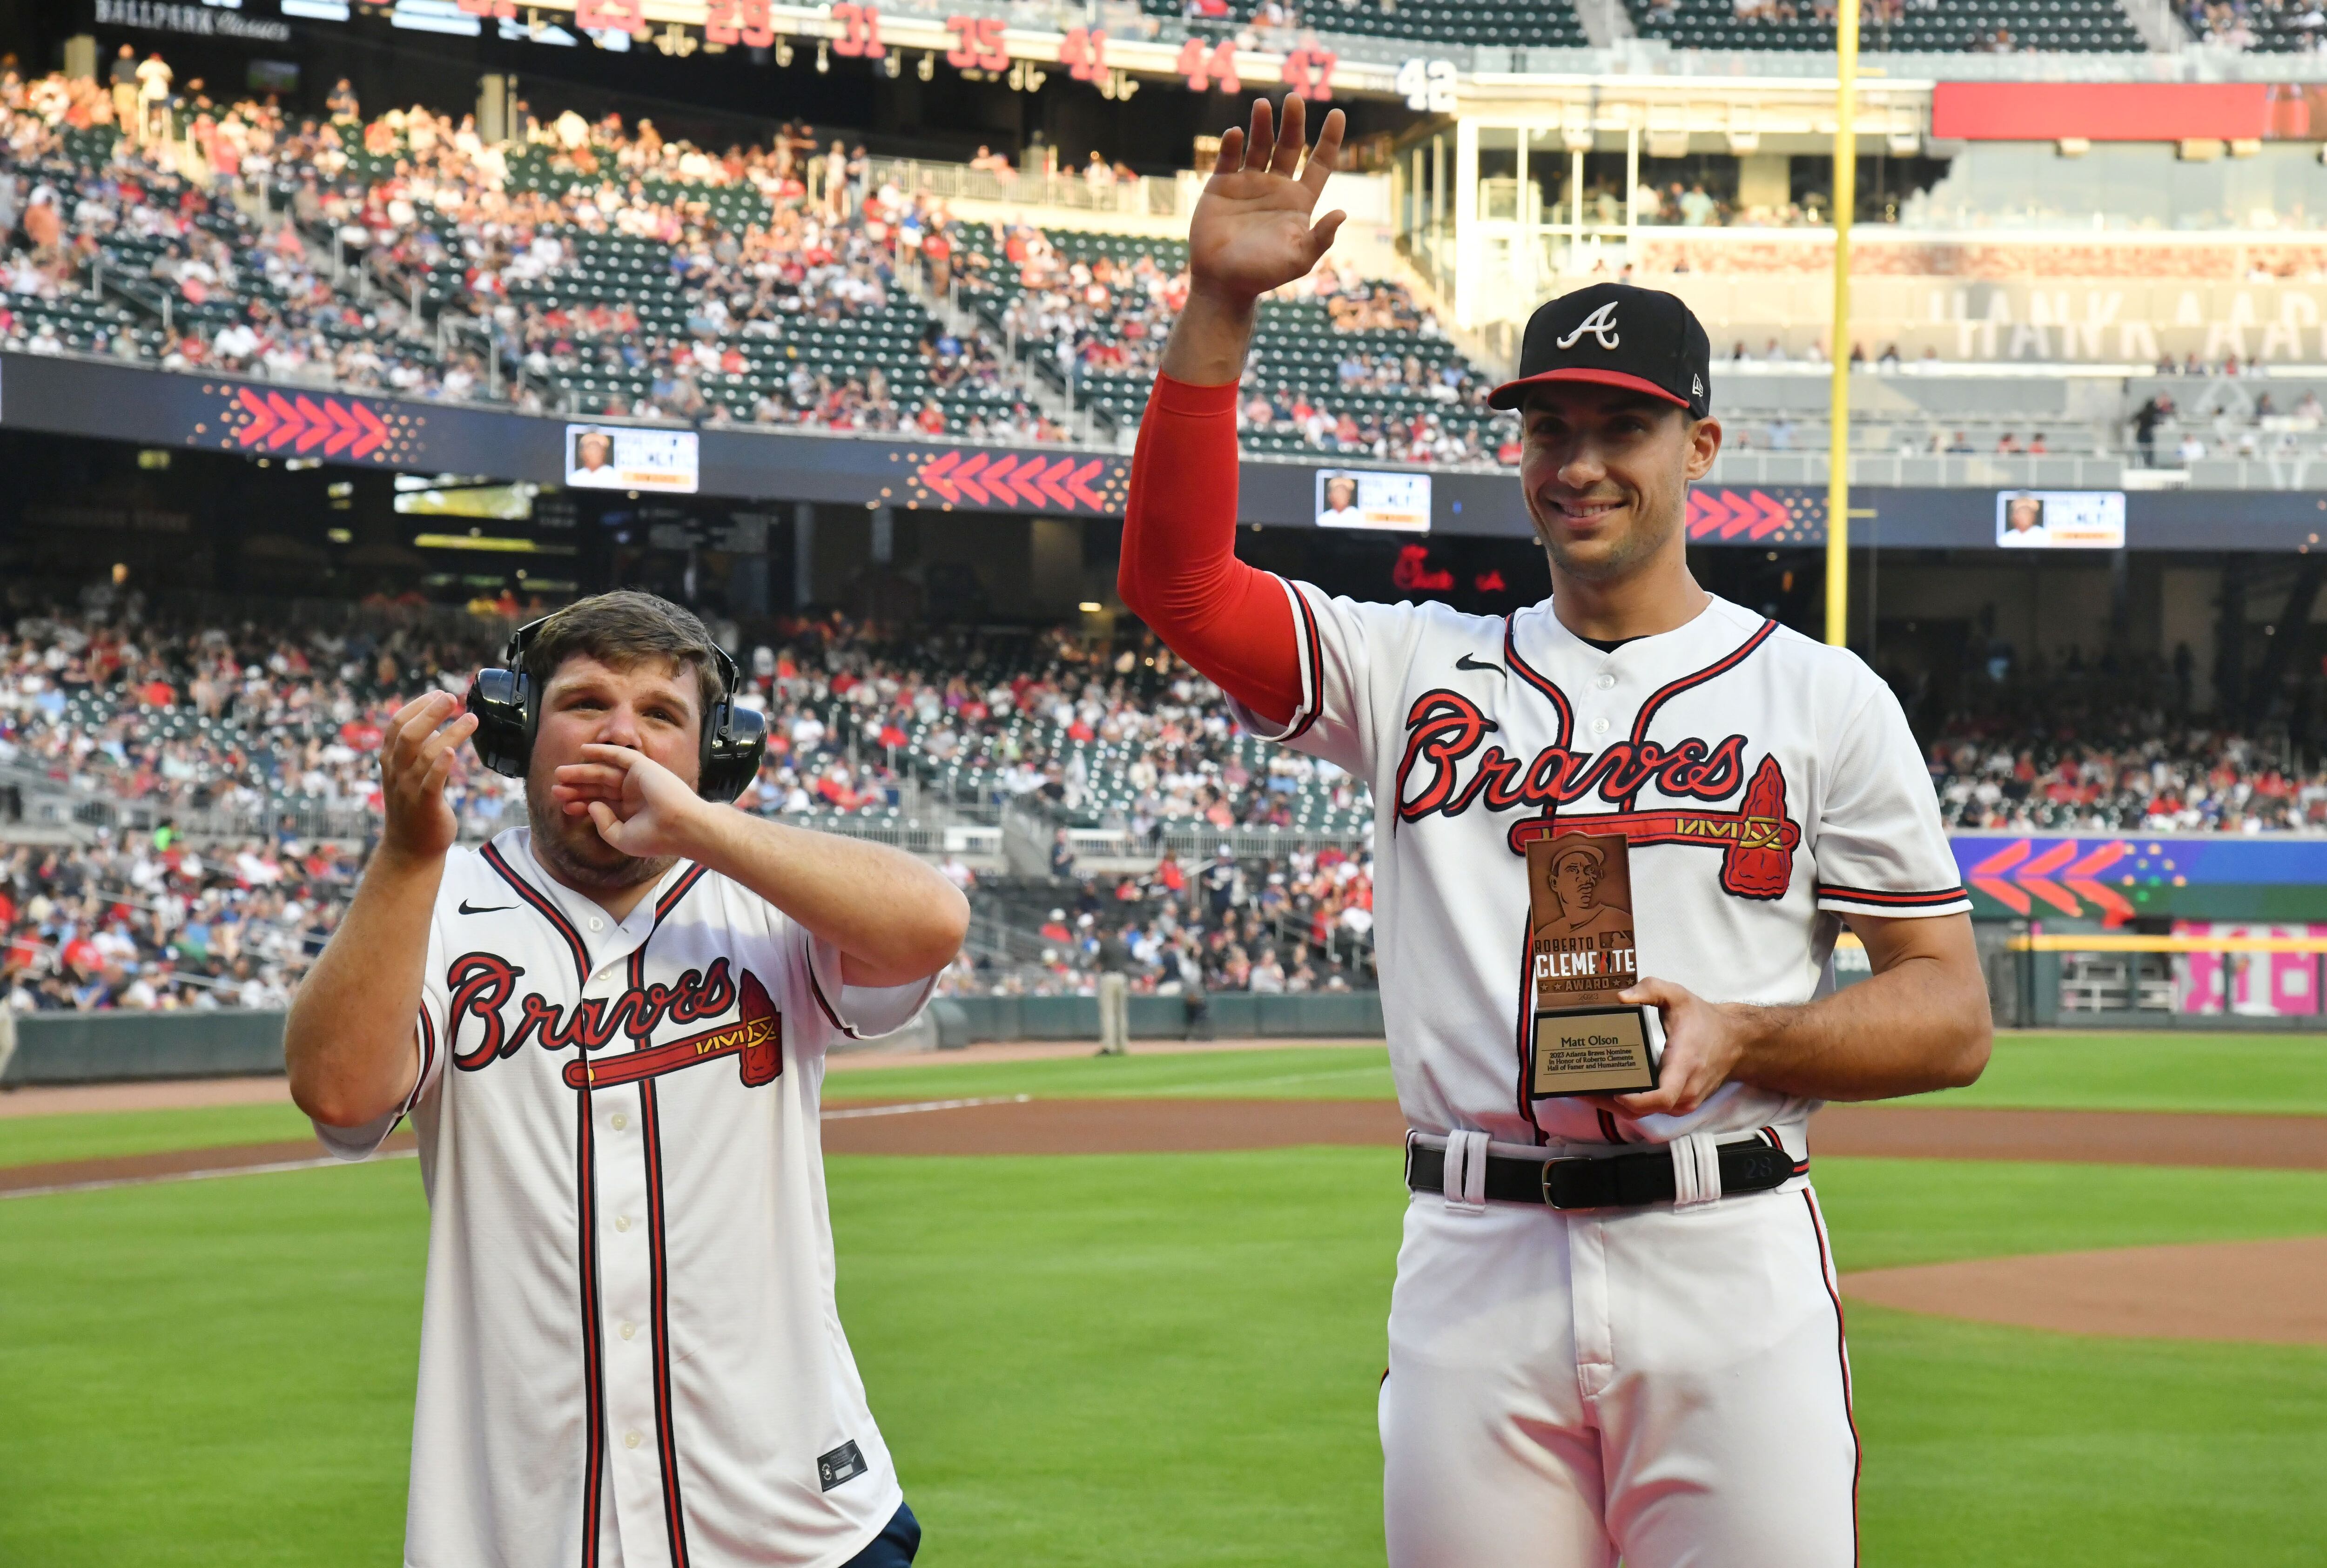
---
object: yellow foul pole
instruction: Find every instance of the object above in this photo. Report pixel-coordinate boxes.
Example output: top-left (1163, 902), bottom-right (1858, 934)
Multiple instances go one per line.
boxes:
top-left (1824, 0), bottom-right (1859, 648)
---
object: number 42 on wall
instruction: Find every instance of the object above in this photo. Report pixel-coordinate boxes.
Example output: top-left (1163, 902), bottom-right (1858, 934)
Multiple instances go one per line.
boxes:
top-left (1396, 57), bottom-right (1458, 113)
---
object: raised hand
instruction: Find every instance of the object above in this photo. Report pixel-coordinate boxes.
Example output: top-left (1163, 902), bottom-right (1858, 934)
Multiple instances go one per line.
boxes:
top-left (1187, 94), bottom-right (1346, 305)
top-left (378, 692), bottom-right (477, 863)
top-left (551, 742), bottom-right (708, 861)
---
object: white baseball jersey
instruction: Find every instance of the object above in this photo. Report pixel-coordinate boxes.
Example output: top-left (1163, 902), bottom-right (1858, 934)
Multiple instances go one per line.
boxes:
top-left (1227, 585), bottom-right (1962, 1564)
top-left (318, 827), bottom-right (929, 1568)
top-left (1232, 586), bottom-right (1967, 1150)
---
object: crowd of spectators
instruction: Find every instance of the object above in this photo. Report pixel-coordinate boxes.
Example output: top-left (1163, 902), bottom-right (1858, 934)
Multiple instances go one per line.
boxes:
top-left (0, 595), bottom-right (1383, 1008)
top-left (2186, 0), bottom-right (2327, 50)
top-left (0, 589), bottom-right (517, 833)
top-left (982, 235), bottom-right (1509, 465)
top-left (1920, 653), bottom-right (2327, 833)
top-left (739, 616), bottom-right (1370, 834)
top-left (0, 61), bottom-right (1045, 436)
top-left (34, 580), bottom-right (2327, 1008)
top-left (938, 840), bottom-right (1377, 999)
top-left (1, 831), bottom-right (352, 1012)
top-left (1930, 720), bottom-right (2327, 833)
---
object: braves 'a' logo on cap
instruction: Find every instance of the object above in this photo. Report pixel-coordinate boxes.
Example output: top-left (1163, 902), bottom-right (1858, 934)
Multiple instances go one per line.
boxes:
top-left (1554, 302), bottom-right (1621, 352)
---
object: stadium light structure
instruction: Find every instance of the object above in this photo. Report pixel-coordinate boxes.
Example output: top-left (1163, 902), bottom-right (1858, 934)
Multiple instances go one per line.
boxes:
top-left (1825, 0), bottom-right (1859, 649)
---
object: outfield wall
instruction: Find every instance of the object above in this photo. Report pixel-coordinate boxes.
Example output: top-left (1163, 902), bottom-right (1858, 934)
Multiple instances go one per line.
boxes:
top-left (0, 1008), bottom-right (287, 1087)
top-left (0, 994), bottom-right (1387, 1086)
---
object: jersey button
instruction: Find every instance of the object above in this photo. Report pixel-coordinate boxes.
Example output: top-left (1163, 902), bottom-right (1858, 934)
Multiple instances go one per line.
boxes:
top-left (1590, 717), bottom-right (1610, 734)
top-left (614, 1216), bottom-right (631, 1233)
top-left (587, 916), bottom-right (605, 933)
top-left (624, 1430), bottom-right (643, 1450)
top-left (1594, 673), bottom-right (1616, 690)
top-left (610, 1111), bottom-right (628, 1132)
top-left (620, 1321), bottom-right (637, 1340)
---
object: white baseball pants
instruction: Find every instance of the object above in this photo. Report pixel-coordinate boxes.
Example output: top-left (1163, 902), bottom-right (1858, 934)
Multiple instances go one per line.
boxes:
top-left (1379, 1177), bottom-right (1859, 1568)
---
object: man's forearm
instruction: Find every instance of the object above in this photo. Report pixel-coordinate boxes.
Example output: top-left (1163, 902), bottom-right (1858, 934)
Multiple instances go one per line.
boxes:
top-left (1159, 286), bottom-right (1258, 386)
top-left (285, 847), bottom-right (440, 1127)
top-left (1727, 950), bottom-right (1991, 1102)
top-left (688, 809), bottom-right (968, 987)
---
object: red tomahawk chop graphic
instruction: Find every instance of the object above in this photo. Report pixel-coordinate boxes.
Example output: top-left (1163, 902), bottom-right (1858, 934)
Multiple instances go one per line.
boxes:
top-left (1966, 839), bottom-right (2134, 921)
top-left (1684, 489), bottom-right (1797, 542)
top-left (916, 451), bottom-right (1109, 510)
top-left (232, 388), bottom-right (392, 458)
top-left (562, 969), bottom-right (783, 1090)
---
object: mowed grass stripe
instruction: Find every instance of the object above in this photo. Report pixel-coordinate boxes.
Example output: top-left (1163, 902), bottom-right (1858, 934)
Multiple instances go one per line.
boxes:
top-left (4, 1151), bottom-right (2326, 1565)
top-left (0, 1101), bottom-right (318, 1171)
top-left (1918, 1030), bottom-right (2327, 1117)
top-left (8, 1026), bottom-right (2327, 1173)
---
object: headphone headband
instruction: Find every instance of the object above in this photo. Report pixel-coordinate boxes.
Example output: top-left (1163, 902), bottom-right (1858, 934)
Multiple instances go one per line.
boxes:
top-left (467, 614), bottom-right (766, 802)
top-left (504, 615), bottom-right (741, 703)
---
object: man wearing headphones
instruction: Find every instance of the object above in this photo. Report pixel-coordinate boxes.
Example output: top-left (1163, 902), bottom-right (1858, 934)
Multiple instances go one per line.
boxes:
top-left (287, 591), bottom-right (968, 1568)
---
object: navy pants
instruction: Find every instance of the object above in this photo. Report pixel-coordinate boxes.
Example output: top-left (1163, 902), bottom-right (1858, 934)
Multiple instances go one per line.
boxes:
top-left (841, 1502), bottom-right (920, 1568)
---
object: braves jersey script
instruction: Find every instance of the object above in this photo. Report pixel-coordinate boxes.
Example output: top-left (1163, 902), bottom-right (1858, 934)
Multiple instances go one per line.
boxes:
top-left (1231, 587), bottom-right (1967, 1150)
top-left (318, 828), bottom-right (929, 1568)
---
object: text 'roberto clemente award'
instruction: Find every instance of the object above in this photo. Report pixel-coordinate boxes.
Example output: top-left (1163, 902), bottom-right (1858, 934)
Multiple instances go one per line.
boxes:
top-left (1526, 832), bottom-right (1660, 1096)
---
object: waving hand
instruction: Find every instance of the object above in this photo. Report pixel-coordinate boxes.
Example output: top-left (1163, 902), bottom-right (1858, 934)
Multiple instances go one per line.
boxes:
top-left (1188, 94), bottom-right (1347, 305)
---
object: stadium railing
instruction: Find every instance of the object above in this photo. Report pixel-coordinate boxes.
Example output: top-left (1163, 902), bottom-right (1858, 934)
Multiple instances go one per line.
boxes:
top-left (0, 765), bottom-right (382, 846)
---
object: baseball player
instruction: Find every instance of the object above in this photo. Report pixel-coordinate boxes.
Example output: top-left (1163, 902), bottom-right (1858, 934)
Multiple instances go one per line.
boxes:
top-left (286, 591), bottom-right (968, 1568)
top-left (1119, 96), bottom-right (1992, 1566)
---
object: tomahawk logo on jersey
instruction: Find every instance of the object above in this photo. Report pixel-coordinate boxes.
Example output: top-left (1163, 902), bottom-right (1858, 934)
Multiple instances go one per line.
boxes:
top-left (320, 828), bottom-right (928, 1568)
top-left (1229, 582), bottom-right (1968, 1151)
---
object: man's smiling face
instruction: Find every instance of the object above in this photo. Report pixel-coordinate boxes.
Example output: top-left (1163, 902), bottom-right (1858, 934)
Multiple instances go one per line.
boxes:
top-left (1518, 383), bottom-right (1721, 584)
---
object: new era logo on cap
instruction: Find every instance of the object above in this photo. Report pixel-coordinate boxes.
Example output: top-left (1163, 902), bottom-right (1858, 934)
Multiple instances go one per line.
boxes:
top-left (1488, 283), bottom-right (1713, 419)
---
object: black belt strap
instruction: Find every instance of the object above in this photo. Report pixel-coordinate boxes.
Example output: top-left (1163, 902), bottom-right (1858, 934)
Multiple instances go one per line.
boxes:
top-left (1406, 1136), bottom-right (1806, 1211)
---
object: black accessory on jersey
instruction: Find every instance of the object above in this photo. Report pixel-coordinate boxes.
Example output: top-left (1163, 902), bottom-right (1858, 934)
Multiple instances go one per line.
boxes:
top-left (457, 900), bottom-right (516, 915)
top-left (465, 616), bottom-right (768, 802)
top-left (1487, 283), bottom-right (1713, 419)
top-left (1405, 1136), bottom-right (1805, 1211)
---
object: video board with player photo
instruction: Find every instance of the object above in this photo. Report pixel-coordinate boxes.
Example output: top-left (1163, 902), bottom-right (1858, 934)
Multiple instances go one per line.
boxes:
top-left (1996, 490), bottom-right (2125, 549)
top-left (565, 425), bottom-right (700, 493)
top-left (1314, 469), bottom-right (1432, 533)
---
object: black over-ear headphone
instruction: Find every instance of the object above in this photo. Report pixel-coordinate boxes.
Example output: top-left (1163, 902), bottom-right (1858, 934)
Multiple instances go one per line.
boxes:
top-left (465, 617), bottom-right (769, 802)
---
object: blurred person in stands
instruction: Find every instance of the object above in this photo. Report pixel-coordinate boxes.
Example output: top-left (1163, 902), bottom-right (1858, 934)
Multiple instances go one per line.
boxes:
top-left (2131, 392), bottom-right (2172, 468)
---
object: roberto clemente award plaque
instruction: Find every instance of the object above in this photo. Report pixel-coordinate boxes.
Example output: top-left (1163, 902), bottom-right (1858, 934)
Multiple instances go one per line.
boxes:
top-left (1526, 833), bottom-right (1661, 1096)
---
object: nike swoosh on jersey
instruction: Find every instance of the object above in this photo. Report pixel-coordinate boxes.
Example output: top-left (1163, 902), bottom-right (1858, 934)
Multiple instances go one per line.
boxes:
top-left (1455, 653), bottom-right (1507, 676)
top-left (457, 900), bottom-right (517, 915)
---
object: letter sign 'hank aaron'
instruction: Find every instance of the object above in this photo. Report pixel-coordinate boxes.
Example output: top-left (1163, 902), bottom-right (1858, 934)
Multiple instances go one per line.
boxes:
top-left (1116, 94), bottom-right (1992, 1568)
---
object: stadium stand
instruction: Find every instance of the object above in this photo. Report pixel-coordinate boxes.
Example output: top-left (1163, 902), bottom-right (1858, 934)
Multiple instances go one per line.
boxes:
top-left (962, 224), bottom-right (1512, 462)
top-left (1624, 0), bottom-right (2147, 53)
top-left (0, 834), bottom-right (353, 1012)
top-left (0, 66), bottom-right (1051, 437)
top-left (1927, 683), bottom-right (2327, 833)
top-left (1158, 0), bottom-right (1589, 49)
top-left (2181, 0), bottom-right (2327, 50)
top-left (0, 593), bottom-right (1380, 1007)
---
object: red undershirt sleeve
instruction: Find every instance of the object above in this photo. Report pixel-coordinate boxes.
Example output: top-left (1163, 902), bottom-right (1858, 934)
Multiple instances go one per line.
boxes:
top-left (1117, 372), bottom-right (1302, 729)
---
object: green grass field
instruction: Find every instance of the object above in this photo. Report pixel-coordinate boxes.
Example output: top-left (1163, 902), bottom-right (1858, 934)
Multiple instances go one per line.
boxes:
top-left (5, 1030), bottom-right (2325, 1565)
top-left (3, 1152), bottom-right (2324, 1566)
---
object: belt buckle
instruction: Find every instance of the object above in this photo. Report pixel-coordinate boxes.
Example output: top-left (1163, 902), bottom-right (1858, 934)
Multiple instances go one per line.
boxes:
top-left (1539, 1157), bottom-right (1567, 1210)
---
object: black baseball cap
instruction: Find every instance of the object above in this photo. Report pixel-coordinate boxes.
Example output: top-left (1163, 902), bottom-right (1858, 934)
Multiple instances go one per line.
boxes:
top-left (1487, 283), bottom-right (1712, 419)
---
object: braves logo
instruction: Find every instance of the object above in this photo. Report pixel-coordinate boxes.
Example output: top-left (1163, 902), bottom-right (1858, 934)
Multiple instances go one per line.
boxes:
top-left (1394, 689), bottom-right (1797, 901)
top-left (1555, 301), bottom-right (1621, 351)
top-left (445, 954), bottom-right (783, 1086)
